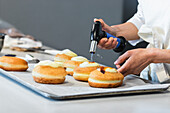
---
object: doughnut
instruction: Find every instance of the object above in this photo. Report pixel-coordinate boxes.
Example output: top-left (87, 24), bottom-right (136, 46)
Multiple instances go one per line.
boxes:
top-left (63, 56), bottom-right (88, 76)
top-left (32, 60), bottom-right (67, 84)
top-left (88, 67), bottom-right (124, 88)
top-left (0, 56), bottom-right (28, 71)
top-left (73, 61), bottom-right (100, 81)
top-left (54, 49), bottom-right (77, 64)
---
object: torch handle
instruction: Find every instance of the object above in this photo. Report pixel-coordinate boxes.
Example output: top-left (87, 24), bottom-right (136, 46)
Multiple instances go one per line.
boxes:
top-left (105, 32), bottom-right (121, 48)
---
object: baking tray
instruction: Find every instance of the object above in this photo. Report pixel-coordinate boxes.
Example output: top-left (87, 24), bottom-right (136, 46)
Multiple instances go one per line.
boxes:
top-left (0, 64), bottom-right (170, 100)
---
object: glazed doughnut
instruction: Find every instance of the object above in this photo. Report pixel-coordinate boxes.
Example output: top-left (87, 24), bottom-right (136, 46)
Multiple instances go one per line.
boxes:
top-left (32, 60), bottom-right (67, 84)
top-left (0, 56), bottom-right (28, 71)
top-left (63, 56), bottom-right (88, 76)
top-left (54, 49), bottom-right (77, 64)
top-left (88, 67), bottom-right (124, 88)
top-left (73, 61), bottom-right (100, 81)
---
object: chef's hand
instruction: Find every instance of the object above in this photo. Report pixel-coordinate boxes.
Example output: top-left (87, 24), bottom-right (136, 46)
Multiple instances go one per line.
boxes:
top-left (94, 18), bottom-right (118, 49)
top-left (114, 48), bottom-right (153, 76)
top-left (0, 28), bottom-right (34, 40)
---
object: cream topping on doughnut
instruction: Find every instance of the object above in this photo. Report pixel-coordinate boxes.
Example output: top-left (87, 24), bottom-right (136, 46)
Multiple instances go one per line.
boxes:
top-left (105, 67), bottom-right (117, 73)
top-left (79, 62), bottom-right (99, 67)
top-left (97, 67), bottom-right (117, 73)
top-left (60, 49), bottom-right (77, 57)
top-left (73, 73), bottom-right (89, 77)
top-left (71, 56), bottom-right (88, 62)
top-left (0, 62), bottom-right (28, 68)
top-left (0, 62), bottom-right (11, 67)
top-left (32, 71), bottom-right (65, 79)
top-left (88, 78), bottom-right (121, 83)
top-left (54, 57), bottom-right (67, 63)
top-left (35, 60), bottom-right (63, 68)
top-left (66, 67), bottom-right (74, 72)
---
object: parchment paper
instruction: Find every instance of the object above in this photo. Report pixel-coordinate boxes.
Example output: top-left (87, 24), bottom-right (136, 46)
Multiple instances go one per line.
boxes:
top-left (0, 64), bottom-right (169, 99)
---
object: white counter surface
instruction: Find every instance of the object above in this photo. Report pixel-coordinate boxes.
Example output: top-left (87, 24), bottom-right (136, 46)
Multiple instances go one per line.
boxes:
top-left (0, 48), bottom-right (170, 113)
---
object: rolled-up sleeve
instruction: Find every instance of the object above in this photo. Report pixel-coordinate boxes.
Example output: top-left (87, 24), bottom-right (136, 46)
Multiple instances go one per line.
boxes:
top-left (127, 0), bottom-right (145, 30)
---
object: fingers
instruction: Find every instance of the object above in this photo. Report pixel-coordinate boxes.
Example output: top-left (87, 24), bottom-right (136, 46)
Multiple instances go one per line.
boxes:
top-left (115, 49), bottom-right (150, 76)
top-left (114, 51), bottom-right (131, 65)
top-left (98, 37), bottom-right (117, 49)
top-left (117, 62), bottom-right (130, 76)
top-left (115, 50), bottom-right (140, 76)
top-left (94, 18), bottom-right (105, 27)
top-left (117, 57), bottom-right (139, 76)
top-left (98, 38), bottom-right (108, 49)
top-left (114, 51), bottom-right (132, 76)
top-left (116, 65), bottom-right (121, 69)
top-left (104, 37), bottom-right (116, 49)
top-left (93, 18), bottom-right (113, 34)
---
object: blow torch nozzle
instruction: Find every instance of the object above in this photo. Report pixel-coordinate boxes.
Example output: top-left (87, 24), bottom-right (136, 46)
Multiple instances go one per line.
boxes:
top-left (89, 40), bottom-right (98, 54)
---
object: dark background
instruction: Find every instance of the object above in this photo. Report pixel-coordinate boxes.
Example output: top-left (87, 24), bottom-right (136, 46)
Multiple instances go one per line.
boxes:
top-left (0, 0), bottom-right (138, 67)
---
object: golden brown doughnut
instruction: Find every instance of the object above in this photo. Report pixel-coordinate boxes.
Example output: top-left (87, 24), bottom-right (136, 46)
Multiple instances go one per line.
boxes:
top-left (0, 56), bottom-right (28, 71)
top-left (88, 67), bottom-right (124, 88)
top-left (32, 60), bottom-right (67, 84)
top-left (73, 62), bottom-right (100, 81)
top-left (54, 49), bottom-right (77, 63)
top-left (55, 54), bottom-right (72, 62)
top-left (63, 56), bottom-right (88, 76)
top-left (63, 60), bottom-right (81, 75)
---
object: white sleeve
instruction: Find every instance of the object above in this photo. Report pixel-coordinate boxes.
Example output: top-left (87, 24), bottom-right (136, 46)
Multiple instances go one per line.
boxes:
top-left (126, 0), bottom-right (145, 46)
top-left (127, 0), bottom-right (145, 30)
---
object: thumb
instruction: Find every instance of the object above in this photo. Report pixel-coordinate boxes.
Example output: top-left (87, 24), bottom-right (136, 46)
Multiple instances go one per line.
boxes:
top-left (93, 18), bottom-right (113, 34)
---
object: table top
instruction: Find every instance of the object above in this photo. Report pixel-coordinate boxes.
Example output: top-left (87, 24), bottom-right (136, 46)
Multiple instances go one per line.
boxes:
top-left (0, 48), bottom-right (170, 113)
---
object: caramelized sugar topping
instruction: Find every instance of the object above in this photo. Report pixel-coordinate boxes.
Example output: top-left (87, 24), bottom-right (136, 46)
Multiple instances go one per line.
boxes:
top-left (89, 61), bottom-right (95, 63)
top-left (100, 66), bottom-right (105, 74)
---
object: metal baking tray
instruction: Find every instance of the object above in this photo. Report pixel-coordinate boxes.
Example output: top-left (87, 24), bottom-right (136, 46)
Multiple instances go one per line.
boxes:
top-left (0, 64), bottom-right (169, 100)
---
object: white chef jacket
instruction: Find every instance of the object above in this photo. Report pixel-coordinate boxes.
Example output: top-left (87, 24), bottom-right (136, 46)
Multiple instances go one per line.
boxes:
top-left (127, 0), bottom-right (170, 83)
